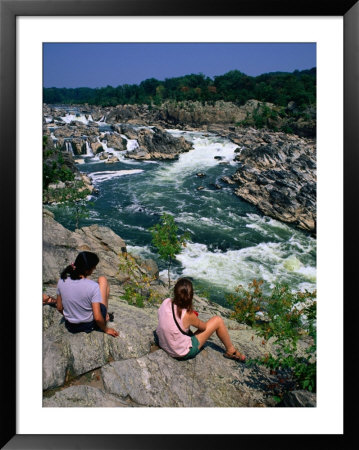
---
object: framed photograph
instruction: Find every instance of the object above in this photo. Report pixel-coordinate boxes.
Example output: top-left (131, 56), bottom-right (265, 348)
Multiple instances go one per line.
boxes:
top-left (1, 0), bottom-right (356, 448)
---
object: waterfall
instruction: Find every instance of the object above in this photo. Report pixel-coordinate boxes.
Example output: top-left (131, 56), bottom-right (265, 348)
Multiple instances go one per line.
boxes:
top-left (61, 113), bottom-right (89, 125)
top-left (97, 138), bottom-right (126, 161)
top-left (50, 133), bottom-right (58, 148)
top-left (120, 134), bottom-right (139, 151)
top-left (85, 140), bottom-right (94, 157)
top-left (65, 141), bottom-right (75, 156)
top-left (100, 139), bottom-right (109, 152)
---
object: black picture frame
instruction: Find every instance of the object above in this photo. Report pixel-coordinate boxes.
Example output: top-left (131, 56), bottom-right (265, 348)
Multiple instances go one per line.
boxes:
top-left (1, 0), bottom-right (357, 448)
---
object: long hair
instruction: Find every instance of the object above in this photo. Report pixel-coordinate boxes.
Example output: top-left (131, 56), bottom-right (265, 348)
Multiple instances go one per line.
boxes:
top-left (60, 251), bottom-right (99, 281)
top-left (173, 278), bottom-right (193, 319)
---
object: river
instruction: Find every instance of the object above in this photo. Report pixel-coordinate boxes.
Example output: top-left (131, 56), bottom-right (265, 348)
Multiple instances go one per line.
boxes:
top-left (48, 113), bottom-right (316, 306)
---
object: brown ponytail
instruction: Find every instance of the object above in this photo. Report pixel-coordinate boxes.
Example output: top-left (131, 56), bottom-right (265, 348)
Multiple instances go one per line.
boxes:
top-left (60, 251), bottom-right (99, 281)
top-left (173, 278), bottom-right (193, 319)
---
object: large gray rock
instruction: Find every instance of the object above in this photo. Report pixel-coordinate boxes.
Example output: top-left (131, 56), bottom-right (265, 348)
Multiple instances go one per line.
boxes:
top-left (42, 209), bottom-right (132, 284)
top-left (42, 299), bottom-right (158, 390)
top-left (101, 343), bottom-right (276, 407)
top-left (196, 127), bottom-right (317, 234)
top-left (43, 385), bottom-right (130, 407)
top-left (102, 132), bottom-right (126, 151)
top-left (125, 126), bottom-right (192, 160)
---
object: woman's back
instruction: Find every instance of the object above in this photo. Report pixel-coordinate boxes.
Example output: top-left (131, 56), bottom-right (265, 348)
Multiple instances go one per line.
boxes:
top-left (156, 298), bottom-right (191, 358)
top-left (57, 277), bottom-right (102, 324)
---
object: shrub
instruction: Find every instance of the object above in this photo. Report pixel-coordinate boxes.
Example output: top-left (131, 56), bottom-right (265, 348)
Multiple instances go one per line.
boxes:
top-left (227, 280), bottom-right (317, 392)
top-left (118, 253), bottom-right (162, 307)
top-left (281, 124), bottom-right (294, 134)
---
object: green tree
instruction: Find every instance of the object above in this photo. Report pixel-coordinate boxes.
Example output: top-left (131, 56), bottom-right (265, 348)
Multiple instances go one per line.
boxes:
top-left (150, 213), bottom-right (190, 289)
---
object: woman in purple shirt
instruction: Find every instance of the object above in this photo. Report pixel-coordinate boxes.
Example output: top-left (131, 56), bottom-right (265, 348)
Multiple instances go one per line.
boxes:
top-left (56, 251), bottom-right (118, 337)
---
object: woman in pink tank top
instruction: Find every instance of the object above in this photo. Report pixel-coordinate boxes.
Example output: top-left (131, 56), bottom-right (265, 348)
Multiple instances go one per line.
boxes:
top-left (155, 278), bottom-right (245, 361)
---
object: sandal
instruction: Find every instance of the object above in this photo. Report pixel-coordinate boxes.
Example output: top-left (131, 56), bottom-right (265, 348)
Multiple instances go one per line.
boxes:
top-left (108, 312), bottom-right (114, 322)
top-left (223, 349), bottom-right (246, 362)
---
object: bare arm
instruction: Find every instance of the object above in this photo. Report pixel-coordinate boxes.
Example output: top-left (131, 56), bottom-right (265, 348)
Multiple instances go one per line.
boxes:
top-left (186, 311), bottom-right (207, 331)
top-left (56, 294), bottom-right (63, 315)
top-left (92, 303), bottom-right (119, 337)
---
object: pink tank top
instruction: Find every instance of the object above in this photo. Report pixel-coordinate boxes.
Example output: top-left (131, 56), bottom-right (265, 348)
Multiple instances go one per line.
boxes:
top-left (156, 298), bottom-right (191, 357)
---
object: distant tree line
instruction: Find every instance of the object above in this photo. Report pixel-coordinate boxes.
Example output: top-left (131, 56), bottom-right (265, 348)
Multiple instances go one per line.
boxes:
top-left (43, 68), bottom-right (316, 109)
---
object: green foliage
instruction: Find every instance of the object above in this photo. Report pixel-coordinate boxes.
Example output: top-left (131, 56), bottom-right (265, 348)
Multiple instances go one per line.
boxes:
top-left (43, 136), bottom-right (91, 229)
top-left (227, 280), bottom-right (317, 392)
top-left (237, 103), bottom-right (281, 131)
top-left (43, 136), bottom-right (75, 189)
top-left (43, 159), bottom-right (74, 189)
top-left (47, 180), bottom-right (92, 229)
top-left (226, 279), bottom-right (264, 326)
top-left (118, 253), bottom-right (162, 307)
top-left (43, 68), bottom-right (316, 109)
top-left (150, 213), bottom-right (190, 289)
top-left (122, 285), bottom-right (146, 308)
top-left (280, 124), bottom-right (295, 134)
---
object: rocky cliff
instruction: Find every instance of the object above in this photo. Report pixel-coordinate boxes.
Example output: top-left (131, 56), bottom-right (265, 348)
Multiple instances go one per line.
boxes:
top-left (42, 210), bottom-right (316, 407)
top-left (207, 125), bottom-right (316, 234)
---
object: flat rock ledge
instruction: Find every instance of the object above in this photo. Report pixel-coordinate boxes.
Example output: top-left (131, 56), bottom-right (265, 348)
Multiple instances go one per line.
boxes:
top-left (43, 301), bottom-right (314, 408)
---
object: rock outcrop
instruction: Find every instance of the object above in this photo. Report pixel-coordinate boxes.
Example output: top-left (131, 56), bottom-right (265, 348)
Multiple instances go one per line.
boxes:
top-left (123, 126), bottom-right (192, 160)
top-left (44, 99), bottom-right (316, 139)
top-left (232, 133), bottom-right (316, 233)
top-left (42, 211), bottom-right (316, 407)
top-left (203, 125), bottom-right (316, 233)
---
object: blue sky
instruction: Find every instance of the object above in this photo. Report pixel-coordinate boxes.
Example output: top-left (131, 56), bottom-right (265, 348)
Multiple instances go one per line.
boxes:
top-left (43, 43), bottom-right (316, 88)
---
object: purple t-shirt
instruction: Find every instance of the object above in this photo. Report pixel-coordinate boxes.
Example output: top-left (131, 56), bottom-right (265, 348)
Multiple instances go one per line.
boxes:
top-left (56, 277), bottom-right (102, 324)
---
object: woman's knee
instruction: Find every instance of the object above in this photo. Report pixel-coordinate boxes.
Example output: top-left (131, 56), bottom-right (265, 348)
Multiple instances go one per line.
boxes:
top-left (213, 315), bottom-right (223, 324)
top-left (208, 315), bottom-right (223, 329)
top-left (98, 275), bottom-right (108, 286)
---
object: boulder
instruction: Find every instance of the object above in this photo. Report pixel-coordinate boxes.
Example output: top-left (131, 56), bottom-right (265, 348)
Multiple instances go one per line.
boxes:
top-left (42, 300), bottom-right (158, 390)
top-left (104, 155), bottom-right (119, 164)
top-left (103, 133), bottom-right (127, 151)
top-left (125, 127), bottom-right (192, 160)
top-left (43, 386), bottom-right (131, 407)
top-left (230, 132), bottom-right (316, 233)
top-left (101, 345), bottom-right (274, 407)
top-left (42, 208), bottom-right (154, 284)
top-left (90, 141), bottom-right (104, 154)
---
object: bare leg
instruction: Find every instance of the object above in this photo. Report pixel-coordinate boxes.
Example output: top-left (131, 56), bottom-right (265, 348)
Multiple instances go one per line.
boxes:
top-left (194, 316), bottom-right (234, 351)
top-left (195, 316), bottom-right (245, 360)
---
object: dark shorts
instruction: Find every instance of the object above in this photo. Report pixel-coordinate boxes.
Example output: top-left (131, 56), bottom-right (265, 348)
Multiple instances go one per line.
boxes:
top-left (153, 331), bottom-right (201, 361)
top-left (65, 303), bottom-right (107, 334)
top-left (177, 335), bottom-right (200, 360)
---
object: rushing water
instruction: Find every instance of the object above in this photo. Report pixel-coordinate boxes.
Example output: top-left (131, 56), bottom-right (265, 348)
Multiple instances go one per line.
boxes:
top-left (49, 123), bottom-right (316, 305)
